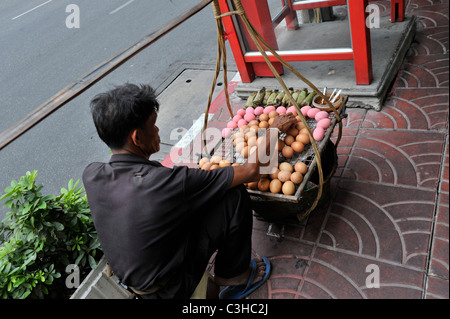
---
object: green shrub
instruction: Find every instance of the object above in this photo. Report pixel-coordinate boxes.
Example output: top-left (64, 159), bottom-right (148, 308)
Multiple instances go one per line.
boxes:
top-left (0, 170), bottom-right (101, 299)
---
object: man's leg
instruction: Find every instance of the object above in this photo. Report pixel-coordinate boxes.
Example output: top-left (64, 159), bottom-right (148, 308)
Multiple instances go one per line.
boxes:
top-left (184, 185), bottom-right (254, 296)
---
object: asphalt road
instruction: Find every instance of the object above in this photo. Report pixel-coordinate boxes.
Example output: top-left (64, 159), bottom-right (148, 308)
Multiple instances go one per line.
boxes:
top-left (0, 0), bottom-right (285, 220)
top-left (0, 0), bottom-right (232, 219)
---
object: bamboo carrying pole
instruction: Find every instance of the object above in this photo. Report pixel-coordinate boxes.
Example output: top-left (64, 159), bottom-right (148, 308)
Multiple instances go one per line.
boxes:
top-left (205, 0), bottom-right (344, 222)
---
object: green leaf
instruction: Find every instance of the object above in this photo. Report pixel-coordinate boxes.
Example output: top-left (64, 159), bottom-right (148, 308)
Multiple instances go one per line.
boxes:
top-left (52, 222), bottom-right (64, 231)
top-left (36, 201), bottom-right (47, 210)
top-left (42, 194), bottom-right (55, 201)
top-left (88, 255), bottom-right (97, 269)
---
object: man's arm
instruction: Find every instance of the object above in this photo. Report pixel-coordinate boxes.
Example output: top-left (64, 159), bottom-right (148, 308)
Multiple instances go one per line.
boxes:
top-left (229, 113), bottom-right (297, 189)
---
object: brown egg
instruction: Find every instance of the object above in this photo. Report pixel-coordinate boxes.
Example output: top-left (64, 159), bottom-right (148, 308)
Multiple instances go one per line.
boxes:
top-left (299, 127), bottom-right (309, 135)
top-left (269, 110), bottom-right (278, 118)
top-left (287, 127), bottom-right (299, 136)
top-left (294, 162), bottom-right (308, 174)
top-left (202, 162), bottom-right (212, 170)
top-left (239, 125), bottom-right (249, 132)
top-left (241, 146), bottom-right (249, 158)
top-left (245, 131), bottom-right (256, 141)
top-left (295, 121), bottom-right (305, 131)
top-left (290, 171), bottom-right (303, 184)
top-left (284, 135), bottom-right (294, 146)
top-left (248, 120), bottom-right (259, 127)
top-left (278, 170), bottom-right (291, 183)
top-left (235, 141), bottom-right (246, 153)
top-left (279, 162), bottom-right (293, 173)
top-left (269, 179), bottom-right (282, 194)
top-left (199, 157), bottom-right (209, 168)
top-left (291, 141), bottom-right (304, 153)
top-left (268, 117), bottom-right (275, 126)
top-left (282, 146), bottom-right (294, 158)
top-left (210, 155), bottom-right (222, 164)
top-left (247, 136), bottom-right (257, 148)
top-left (296, 133), bottom-right (310, 144)
top-left (234, 136), bottom-right (245, 146)
top-left (277, 139), bottom-right (285, 151)
top-left (247, 181), bottom-right (258, 190)
top-left (257, 178), bottom-right (270, 192)
top-left (259, 121), bottom-right (269, 129)
top-left (257, 136), bottom-right (265, 148)
top-left (249, 146), bottom-right (257, 158)
top-left (270, 168), bottom-right (280, 180)
top-left (250, 125), bottom-right (259, 133)
top-left (282, 181), bottom-right (296, 195)
top-left (219, 159), bottom-right (231, 167)
top-left (231, 163), bottom-right (240, 167)
top-left (210, 164), bottom-right (220, 170)
top-left (259, 113), bottom-right (269, 122)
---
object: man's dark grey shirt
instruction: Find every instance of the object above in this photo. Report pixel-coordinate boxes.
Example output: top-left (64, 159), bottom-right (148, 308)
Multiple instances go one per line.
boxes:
top-left (82, 153), bottom-right (233, 291)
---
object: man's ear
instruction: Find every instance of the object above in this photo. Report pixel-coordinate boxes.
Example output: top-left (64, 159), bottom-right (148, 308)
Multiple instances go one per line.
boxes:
top-left (130, 129), bottom-right (140, 147)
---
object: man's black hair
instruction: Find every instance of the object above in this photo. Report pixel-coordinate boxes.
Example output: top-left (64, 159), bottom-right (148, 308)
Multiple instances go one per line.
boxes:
top-left (90, 83), bottom-right (159, 149)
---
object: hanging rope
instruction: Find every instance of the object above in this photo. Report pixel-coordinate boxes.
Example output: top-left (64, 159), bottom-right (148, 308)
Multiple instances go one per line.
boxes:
top-left (205, 0), bottom-right (344, 221)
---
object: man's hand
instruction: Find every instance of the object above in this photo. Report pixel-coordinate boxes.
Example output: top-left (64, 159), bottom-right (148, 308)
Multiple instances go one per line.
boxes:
top-left (229, 113), bottom-right (298, 189)
top-left (270, 113), bottom-right (297, 133)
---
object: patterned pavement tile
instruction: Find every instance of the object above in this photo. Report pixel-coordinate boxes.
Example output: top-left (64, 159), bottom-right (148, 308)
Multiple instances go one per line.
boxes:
top-left (428, 136), bottom-right (449, 279)
top-left (322, 180), bottom-right (436, 271)
top-left (425, 276), bottom-right (449, 299)
top-left (363, 88), bottom-right (449, 131)
top-left (396, 54), bottom-right (449, 88)
top-left (408, 26), bottom-right (449, 56)
top-left (342, 129), bottom-right (445, 189)
top-left (306, 247), bottom-right (426, 299)
top-left (407, 3), bottom-right (449, 30)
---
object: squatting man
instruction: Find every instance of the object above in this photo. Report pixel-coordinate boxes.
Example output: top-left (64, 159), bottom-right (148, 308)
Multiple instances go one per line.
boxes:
top-left (82, 83), bottom-right (297, 298)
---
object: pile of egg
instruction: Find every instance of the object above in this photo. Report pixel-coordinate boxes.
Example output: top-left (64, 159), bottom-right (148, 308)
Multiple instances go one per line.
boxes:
top-left (222, 104), bottom-right (332, 161)
top-left (198, 155), bottom-right (309, 196)
top-left (198, 155), bottom-right (234, 171)
top-left (245, 161), bottom-right (308, 195)
top-left (202, 104), bottom-right (332, 195)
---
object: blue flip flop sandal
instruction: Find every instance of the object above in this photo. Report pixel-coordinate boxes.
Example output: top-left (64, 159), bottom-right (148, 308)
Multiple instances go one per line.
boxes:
top-left (219, 257), bottom-right (271, 299)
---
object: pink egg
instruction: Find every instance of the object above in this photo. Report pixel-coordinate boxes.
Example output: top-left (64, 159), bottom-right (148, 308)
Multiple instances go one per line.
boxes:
top-left (317, 118), bottom-right (331, 129)
top-left (245, 107), bottom-right (255, 114)
top-left (237, 119), bottom-right (248, 128)
top-left (300, 105), bottom-right (311, 117)
top-left (227, 121), bottom-right (237, 129)
top-left (244, 113), bottom-right (256, 122)
top-left (222, 128), bottom-right (232, 139)
top-left (286, 106), bottom-right (298, 115)
top-left (313, 127), bottom-right (325, 141)
top-left (233, 114), bottom-right (242, 123)
top-left (315, 111), bottom-right (329, 121)
top-left (276, 106), bottom-right (287, 114)
top-left (254, 106), bottom-right (264, 116)
top-left (307, 108), bottom-right (320, 119)
top-left (264, 105), bottom-right (276, 114)
top-left (237, 109), bottom-right (246, 117)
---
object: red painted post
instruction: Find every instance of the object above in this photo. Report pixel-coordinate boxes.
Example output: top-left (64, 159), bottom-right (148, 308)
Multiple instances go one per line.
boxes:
top-left (218, 0), bottom-right (255, 83)
top-left (391, 0), bottom-right (405, 22)
top-left (348, 0), bottom-right (372, 85)
top-left (239, 0), bottom-right (284, 78)
top-left (283, 0), bottom-right (299, 30)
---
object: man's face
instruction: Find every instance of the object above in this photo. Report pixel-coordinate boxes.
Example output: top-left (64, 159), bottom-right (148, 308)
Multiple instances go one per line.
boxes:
top-left (140, 112), bottom-right (160, 156)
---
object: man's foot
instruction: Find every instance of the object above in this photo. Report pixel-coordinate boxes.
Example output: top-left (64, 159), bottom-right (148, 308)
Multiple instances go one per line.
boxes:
top-left (213, 257), bottom-right (266, 287)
